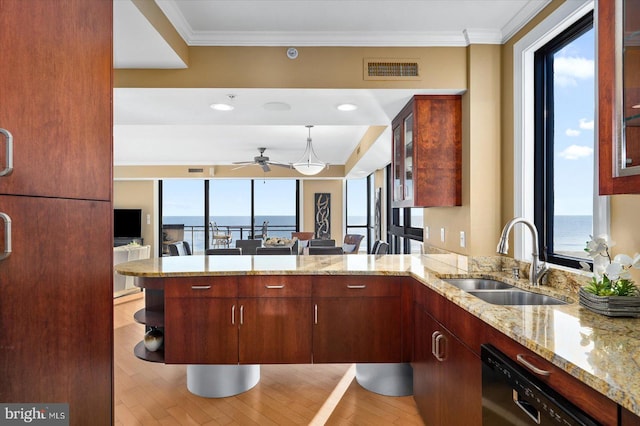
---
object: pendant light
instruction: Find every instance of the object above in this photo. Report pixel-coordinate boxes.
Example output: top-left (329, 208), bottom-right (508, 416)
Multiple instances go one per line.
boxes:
top-left (292, 125), bottom-right (328, 175)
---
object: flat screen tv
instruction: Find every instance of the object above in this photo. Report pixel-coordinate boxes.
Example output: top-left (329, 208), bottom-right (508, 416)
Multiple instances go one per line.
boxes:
top-left (114, 209), bottom-right (142, 238)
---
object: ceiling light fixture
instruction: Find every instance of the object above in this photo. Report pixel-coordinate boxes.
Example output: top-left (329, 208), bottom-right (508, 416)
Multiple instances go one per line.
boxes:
top-left (337, 103), bottom-right (358, 111)
top-left (210, 94), bottom-right (236, 111)
top-left (292, 125), bottom-right (328, 176)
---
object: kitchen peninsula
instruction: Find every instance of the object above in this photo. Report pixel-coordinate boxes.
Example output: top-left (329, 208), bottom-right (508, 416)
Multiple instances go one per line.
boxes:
top-left (115, 254), bottom-right (640, 425)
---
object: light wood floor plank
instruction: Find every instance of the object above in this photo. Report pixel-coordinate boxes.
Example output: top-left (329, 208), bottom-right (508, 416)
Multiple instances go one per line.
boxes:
top-left (114, 296), bottom-right (424, 425)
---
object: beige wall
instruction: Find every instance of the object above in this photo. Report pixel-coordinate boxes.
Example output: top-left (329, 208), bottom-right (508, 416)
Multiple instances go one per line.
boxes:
top-left (301, 180), bottom-right (344, 243)
top-left (113, 180), bottom-right (158, 255)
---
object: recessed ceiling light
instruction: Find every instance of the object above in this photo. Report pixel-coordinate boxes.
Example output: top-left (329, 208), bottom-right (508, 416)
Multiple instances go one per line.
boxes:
top-left (210, 103), bottom-right (234, 111)
top-left (263, 102), bottom-right (291, 111)
top-left (337, 103), bottom-right (358, 111)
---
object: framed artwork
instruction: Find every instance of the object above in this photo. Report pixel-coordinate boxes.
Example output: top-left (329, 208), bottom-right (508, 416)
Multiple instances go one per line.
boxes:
top-left (375, 187), bottom-right (382, 241)
top-left (314, 193), bottom-right (331, 239)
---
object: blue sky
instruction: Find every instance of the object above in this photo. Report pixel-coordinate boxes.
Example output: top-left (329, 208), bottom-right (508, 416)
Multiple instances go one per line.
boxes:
top-left (552, 27), bottom-right (595, 216)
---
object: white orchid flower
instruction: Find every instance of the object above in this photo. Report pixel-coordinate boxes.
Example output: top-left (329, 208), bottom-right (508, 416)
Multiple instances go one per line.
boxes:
top-left (586, 234), bottom-right (610, 257)
top-left (605, 262), bottom-right (624, 281)
top-left (613, 253), bottom-right (633, 267)
top-left (579, 261), bottom-right (591, 272)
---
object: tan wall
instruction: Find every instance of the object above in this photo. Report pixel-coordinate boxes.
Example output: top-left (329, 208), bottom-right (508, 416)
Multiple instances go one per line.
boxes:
top-left (301, 180), bottom-right (344, 243)
top-left (116, 46), bottom-right (467, 90)
top-left (113, 180), bottom-right (158, 256)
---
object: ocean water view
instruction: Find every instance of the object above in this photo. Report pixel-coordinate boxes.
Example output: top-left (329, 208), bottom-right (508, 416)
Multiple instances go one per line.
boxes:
top-left (162, 215), bottom-right (592, 257)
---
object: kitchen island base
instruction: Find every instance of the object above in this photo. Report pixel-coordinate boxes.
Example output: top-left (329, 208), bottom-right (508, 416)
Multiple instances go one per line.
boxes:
top-left (187, 364), bottom-right (260, 398)
top-left (355, 363), bottom-right (413, 396)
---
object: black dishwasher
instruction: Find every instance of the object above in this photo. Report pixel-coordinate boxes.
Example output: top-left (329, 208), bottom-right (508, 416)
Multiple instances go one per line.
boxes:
top-left (481, 344), bottom-right (600, 425)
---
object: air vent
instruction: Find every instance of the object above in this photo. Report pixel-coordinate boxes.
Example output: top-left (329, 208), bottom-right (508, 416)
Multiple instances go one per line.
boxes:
top-left (364, 58), bottom-right (421, 81)
top-left (188, 168), bottom-right (204, 173)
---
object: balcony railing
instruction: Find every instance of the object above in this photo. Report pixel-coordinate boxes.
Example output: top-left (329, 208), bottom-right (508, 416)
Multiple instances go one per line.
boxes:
top-left (163, 223), bottom-right (298, 255)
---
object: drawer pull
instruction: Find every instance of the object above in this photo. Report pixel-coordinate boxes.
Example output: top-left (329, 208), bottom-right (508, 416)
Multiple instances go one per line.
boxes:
top-left (191, 285), bottom-right (212, 290)
top-left (516, 354), bottom-right (551, 376)
top-left (265, 285), bottom-right (285, 289)
top-left (347, 285), bottom-right (366, 289)
top-left (0, 212), bottom-right (11, 261)
top-left (0, 128), bottom-right (14, 177)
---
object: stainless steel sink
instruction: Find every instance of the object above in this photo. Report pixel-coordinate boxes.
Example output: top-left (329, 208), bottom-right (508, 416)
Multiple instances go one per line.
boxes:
top-left (442, 278), bottom-right (567, 305)
top-left (443, 278), bottom-right (514, 291)
top-left (467, 290), bottom-right (567, 305)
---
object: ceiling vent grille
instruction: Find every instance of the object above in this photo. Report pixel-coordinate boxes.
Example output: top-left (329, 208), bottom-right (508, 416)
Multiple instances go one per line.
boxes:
top-left (364, 58), bottom-right (421, 80)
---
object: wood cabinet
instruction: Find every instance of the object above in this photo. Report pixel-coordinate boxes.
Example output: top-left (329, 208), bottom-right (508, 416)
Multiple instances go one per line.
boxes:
top-left (598, 0), bottom-right (640, 194)
top-left (312, 276), bottom-right (407, 363)
top-left (412, 284), bottom-right (481, 425)
top-left (0, 1), bottom-right (113, 424)
top-left (238, 276), bottom-right (312, 364)
top-left (164, 277), bottom-right (238, 364)
top-left (392, 95), bottom-right (461, 207)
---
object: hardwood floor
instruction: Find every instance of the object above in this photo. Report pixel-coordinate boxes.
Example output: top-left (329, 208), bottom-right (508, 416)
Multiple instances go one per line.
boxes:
top-left (114, 295), bottom-right (423, 425)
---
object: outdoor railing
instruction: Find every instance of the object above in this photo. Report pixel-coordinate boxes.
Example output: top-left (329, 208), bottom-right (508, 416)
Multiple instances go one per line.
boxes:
top-left (163, 223), bottom-right (298, 255)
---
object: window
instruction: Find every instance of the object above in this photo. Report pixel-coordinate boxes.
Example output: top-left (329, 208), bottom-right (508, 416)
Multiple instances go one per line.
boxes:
top-left (254, 180), bottom-right (298, 238)
top-left (534, 12), bottom-right (594, 268)
top-left (346, 177), bottom-right (372, 253)
top-left (162, 178), bottom-right (299, 254)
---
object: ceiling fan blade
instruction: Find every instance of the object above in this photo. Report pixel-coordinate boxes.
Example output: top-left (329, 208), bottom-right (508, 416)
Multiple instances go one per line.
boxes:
top-left (261, 163), bottom-right (271, 172)
top-left (231, 164), bottom-right (251, 170)
top-left (269, 162), bottom-right (292, 169)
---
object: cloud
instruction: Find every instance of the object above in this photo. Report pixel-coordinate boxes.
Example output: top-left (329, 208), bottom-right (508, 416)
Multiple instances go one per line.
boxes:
top-left (559, 144), bottom-right (593, 160)
top-left (565, 128), bottom-right (580, 137)
top-left (579, 118), bottom-right (594, 130)
top-left (554, 56), bottom-right (594, 87)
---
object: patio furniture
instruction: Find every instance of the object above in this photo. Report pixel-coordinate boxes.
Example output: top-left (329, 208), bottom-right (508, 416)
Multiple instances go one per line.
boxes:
top-left (211, 221), bottom-right (232, 248)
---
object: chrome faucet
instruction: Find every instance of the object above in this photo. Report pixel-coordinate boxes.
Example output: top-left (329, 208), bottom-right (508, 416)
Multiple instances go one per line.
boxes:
top-left (496, 217), bottom-right (549, 286)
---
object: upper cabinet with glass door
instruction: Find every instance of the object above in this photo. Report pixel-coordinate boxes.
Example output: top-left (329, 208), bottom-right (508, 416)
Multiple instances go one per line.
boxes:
top-left (391, 95), bottom-right (461, 207)
top-left (598, 0), bottom-right (640, 193)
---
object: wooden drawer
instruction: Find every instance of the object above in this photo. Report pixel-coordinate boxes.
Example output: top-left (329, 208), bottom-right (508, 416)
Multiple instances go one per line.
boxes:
top-left (164, 276), bottom-right (237, 298)
top-left (313, 275), bottom-right (401, 297)
top-left (238, 275), bottom-right (312, 297)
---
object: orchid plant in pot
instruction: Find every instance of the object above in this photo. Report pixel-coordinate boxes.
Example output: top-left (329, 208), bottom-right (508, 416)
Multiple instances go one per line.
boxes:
top-left (580, 235), bottom-right (640, 297)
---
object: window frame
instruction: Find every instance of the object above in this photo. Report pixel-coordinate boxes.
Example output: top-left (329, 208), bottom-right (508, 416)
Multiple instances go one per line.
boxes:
top-left (512, 0), bottom-right (608, 269)
top-left (533, 11), bottom-right (594, 269)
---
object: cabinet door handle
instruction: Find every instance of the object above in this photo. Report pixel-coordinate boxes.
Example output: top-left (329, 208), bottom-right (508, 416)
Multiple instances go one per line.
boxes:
top-left (265, 285), bottom-right (285, 289)
top-left (347, 285), bottom-right (366, 289)
top-left (191, 285), bottom-right (211, 290)
top-left (434, 333), bottom-right (446, 362)
top-left (314, 304), bottom-right (318, 324)
top-left (0, 212), bottom-right (11, 261)
top-left (231, 305), bottom-right (236, 325)
top-left (431, 331), bottom-right (440, 358)
top-left (240, 305), bottom-right (244, 325)
top-left (0, 129), bottom-right (14, 177)
top-left (516, 354), bottom-right (551, 376)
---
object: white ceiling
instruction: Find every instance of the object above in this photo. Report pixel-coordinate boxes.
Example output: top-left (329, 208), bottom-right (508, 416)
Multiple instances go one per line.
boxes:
top-left (113, 0), bottom-right (552, 176)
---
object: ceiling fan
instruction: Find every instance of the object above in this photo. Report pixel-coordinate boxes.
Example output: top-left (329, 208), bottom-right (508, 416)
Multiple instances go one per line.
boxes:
top-left (232, 147), bottom-right (291, 172)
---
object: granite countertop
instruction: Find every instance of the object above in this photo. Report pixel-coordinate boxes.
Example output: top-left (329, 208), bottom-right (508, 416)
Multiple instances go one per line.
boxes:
top-left (115, 253), bottom-right (640, 416)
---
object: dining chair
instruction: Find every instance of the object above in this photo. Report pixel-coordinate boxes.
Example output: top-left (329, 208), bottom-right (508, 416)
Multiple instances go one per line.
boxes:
top-left (256, 246), bottom-right (292, 255)
top-left (374, 241), bottom-right (389, 255)
top-left (291, 231), bottom-right (314, 254)
top-left (342, 234), bottom-right (365, 254)
top-left (308, 246), bottom-right (344, 255)
top-left (309, 239), bottom-right (336, 247)
top-left (235, 239), bottom-right (263, 255)
top-left (206, 248), bottom-right (242, 255)
top-left (168, 241), bottom-right (191, 256)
